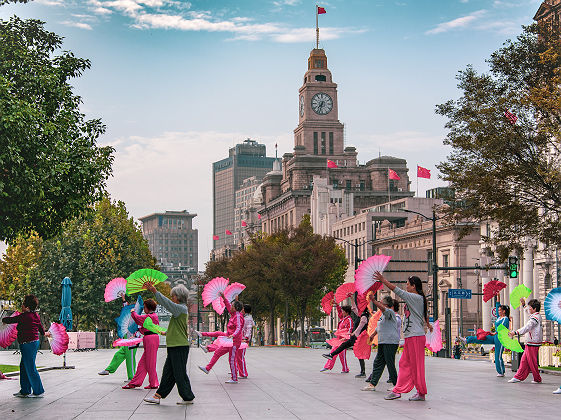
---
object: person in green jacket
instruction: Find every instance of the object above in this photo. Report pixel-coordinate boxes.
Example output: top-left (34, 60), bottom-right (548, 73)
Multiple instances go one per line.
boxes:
top-left (143, 283), bottom-right (195, 405)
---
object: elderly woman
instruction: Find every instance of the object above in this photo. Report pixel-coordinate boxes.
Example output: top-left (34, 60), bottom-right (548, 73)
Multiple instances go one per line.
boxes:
top-left (143, 283), bottom-right (195, 405)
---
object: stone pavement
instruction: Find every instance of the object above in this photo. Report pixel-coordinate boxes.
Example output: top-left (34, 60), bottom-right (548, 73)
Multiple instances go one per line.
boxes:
top-left (0, 346), bottom-right (560, 420)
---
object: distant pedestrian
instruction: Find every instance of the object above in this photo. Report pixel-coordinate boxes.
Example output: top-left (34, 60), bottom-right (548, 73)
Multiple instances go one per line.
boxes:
top-left (362, 295), bottom-right (399, 392)
top-left (237, 304), bottom-right (255, 378)
top-left (453, 339), bottom-right (462, 360)
top-left (375, 273), bottom-right (432, 401)
top-left (143, 283), bottom-right (195, 405)
top-left (508, 298), bottom-right (542, 384)
top-left (123, 298), bottom-right (160, 389)
top-left (2, 295), bottom-right (50, 398)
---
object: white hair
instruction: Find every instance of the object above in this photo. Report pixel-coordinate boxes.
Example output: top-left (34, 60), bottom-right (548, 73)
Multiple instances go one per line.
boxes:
top-left (170, 284), bottom-right (189, 304)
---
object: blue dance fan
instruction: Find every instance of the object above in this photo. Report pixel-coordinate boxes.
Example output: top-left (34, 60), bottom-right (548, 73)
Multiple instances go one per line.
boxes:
top-left (114, 295), bottom-right (144, 338)
top-left (545, 287), bottom-right (561, 323)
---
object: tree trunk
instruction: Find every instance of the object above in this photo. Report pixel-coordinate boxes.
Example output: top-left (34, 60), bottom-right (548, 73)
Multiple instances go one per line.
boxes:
top-left (269, 307), bottom-right (275, 345)
top-left (284, 299), bottom-right (289, 346)
top-left (299, 313), bottom-right (306, 347)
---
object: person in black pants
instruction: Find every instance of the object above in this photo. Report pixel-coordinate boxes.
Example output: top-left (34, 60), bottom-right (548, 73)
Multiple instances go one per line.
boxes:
top-left (362, 295), bottom-right (400, 391)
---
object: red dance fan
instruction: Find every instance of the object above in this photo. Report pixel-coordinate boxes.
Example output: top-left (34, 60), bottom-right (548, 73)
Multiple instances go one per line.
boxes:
top-left (202, 277), bottom-right (229, 307)
top-left (113, 337), bottom-right (143, 347)
top-left (476, 328), bottom-right (492, 341)
top-left (353, 331), bottom-right (372, 360)
top-left (104, 277), bottom-right (127, 302)
top-left (425, 320), bottom-right (443, 353)
top-left (213, 336), bottom-right (249, 349)
top-left (0, 312), bottom-right (20, 349)
top-left (334, 283), bottom-right (355, 304)
top-left (321, 291), bottom-right (334, 315)
top-left (326, 336), bottom-right (346, 349)
top-left (48, 323), bottom-right (69, 355)
top-left (483, 280), bottom-right (507, 303)
top-left (354, 254), bottom-right (392, 295)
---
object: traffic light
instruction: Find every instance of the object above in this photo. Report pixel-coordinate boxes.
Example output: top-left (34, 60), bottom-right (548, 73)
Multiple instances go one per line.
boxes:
top-left (508, 256), bottom-right (519, 278)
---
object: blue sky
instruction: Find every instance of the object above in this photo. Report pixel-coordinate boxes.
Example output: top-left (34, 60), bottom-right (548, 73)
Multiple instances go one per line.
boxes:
top-left (0, 0), bottom-right (544, 267)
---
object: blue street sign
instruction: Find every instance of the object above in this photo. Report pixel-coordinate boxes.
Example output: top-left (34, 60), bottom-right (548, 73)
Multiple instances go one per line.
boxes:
top-left (448, 289), bottom-right (472, 299)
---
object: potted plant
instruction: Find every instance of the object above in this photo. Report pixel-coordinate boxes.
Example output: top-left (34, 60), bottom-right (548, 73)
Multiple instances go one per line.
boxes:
top-left (502, 348), bottom-right (512, 364)
top-left (553, 350), bottom-right (561, 367)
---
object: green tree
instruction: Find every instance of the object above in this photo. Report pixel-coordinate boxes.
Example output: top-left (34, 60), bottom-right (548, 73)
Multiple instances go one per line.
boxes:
top-left (28, 197), bottom-right (157, 329)
top-left (0, 231), bottom-right (42, 306)
top-left (436, 23), bottom-right (561, 251)
top-left (0, 13), bottom-right (114, 242)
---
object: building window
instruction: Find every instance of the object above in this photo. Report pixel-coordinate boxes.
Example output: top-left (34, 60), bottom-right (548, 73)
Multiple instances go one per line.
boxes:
top-left (313, 132), bottom-right (318, 154)
top-left (314, 59), bottom-right (323, 68)
top-left (360, 181), bottom-right (365, 191)
top-left (442, 254), bottom-right (449, 273)
top-left (345, 180), bottom-right (351, 190)
top-left (329, 132), bottom-right (334, 154)
top-left (321, 132), bottom-right (326, 155)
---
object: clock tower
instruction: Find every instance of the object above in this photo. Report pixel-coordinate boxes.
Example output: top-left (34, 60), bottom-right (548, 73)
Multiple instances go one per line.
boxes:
top-left (294, 48), bottom-right (345, 158)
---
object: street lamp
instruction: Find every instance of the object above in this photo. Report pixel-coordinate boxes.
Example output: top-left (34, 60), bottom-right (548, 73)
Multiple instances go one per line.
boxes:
top-left (332, 237), bottom-right (376, 271)
top-left (402, 208), bottom-right (439, 321)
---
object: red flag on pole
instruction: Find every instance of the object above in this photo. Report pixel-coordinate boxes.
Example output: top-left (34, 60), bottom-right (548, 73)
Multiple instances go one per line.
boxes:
top-left (417, 165), bottom-right (431, 179)
top-left (213, 235), bottom-right (219, 240)
top-left (388, 169), bottom-right (400, 180)
top-left (505, 110), bottom-right (517, 125)
top-left (225, 230), bottom-right (232, 235)
top-left (241, 221), bottom-right (247, 227)
top-left (258, 214), bottom-right (262, 220)
top-left (317, 6), bottom-right (326, 14)
top-left (327, 159), bottom-right (338, 168)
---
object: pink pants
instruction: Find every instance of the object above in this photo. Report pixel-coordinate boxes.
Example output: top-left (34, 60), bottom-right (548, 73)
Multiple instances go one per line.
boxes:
top-left (514, 345), bottom-right (541, 382)
top-left (205, 342), bottom-right (240, 381)
top-left (323, 348), bottom-right (349, 372)
top-left (236, 348), bottom-right (247, 377)
top-left (129, 334), bottom-right (159, 387)
top-left (393, 336), bottom-right (427, 396)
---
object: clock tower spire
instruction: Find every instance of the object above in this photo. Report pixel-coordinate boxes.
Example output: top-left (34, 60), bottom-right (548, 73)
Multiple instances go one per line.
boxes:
top-left (294, 48), bottom-right (345, 159)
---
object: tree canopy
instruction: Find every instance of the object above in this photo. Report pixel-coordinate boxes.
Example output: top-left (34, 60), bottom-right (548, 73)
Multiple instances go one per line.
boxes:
top-left (0, 13), bottom-right (114, 242)
top-left (436, 23), bottom-right (561, 251)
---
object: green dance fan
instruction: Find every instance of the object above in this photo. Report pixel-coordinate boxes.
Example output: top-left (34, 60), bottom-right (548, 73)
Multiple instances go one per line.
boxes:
top-left (496, 324), bottom-right (523, 353)
top-left (143, 317), bottom-right (166, 335)
top-left (509, 284), bottom-right (532, 309)
top-left (126, 269), bottom-right (167, 294)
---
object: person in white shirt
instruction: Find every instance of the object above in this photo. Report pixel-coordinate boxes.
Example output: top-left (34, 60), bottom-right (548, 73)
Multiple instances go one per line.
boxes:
top-left (508, 298), bottom-right (542, 384)
top-left (237, 304), bottom-right (255, 378)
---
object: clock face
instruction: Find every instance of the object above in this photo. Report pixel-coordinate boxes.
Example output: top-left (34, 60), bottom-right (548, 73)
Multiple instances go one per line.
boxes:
top-left (299, 95), bottom-right (304, 117)
top-left (311, 92), bottom-right (333, 115)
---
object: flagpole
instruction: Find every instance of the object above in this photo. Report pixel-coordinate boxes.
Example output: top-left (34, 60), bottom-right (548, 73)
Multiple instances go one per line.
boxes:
top-left (387, 167), bottom-right (391, 204)
top-left (316, 5), bottom-right (319, 49)
top-left (417, 165), bottom-right (419, 198)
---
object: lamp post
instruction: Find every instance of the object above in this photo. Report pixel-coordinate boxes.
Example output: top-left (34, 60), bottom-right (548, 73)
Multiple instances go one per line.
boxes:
top-left (403, 208), bottom-right (439, 321)
top-left (332, 237), bottom-right (377, 271)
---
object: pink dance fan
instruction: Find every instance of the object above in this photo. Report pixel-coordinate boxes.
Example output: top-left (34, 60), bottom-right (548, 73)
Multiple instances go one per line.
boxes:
top-left (214, 336), bottom-right (248, 349)
top-left (48, 323), bottom-right (69, 355)
top-left (354, 254), bottom-right (392, 295)
top-left (113, 337), bottom-right (143, 347)
top-left (202, 277), bottom-right (229, 307)
top-left (104, 277), bottom-right (127, 302)
top-left (353, 331), bottom-right (372, 360)
top-left (0, 312), bottom-right (20, 348)
top-left (321, 291), bottom-right (334, 315)
top-left (213, 282), bottom-right (247, 315)
top-left (334, 283), bottom-right (355, 304)
top-left (425, 320), bottom-right (442, 353)
top-left (326, 336), bottom-right (345, 349)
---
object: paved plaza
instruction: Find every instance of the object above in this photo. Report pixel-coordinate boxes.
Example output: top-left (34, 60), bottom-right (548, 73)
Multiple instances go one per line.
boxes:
top-left (0, 346), bottom-right (560, 420)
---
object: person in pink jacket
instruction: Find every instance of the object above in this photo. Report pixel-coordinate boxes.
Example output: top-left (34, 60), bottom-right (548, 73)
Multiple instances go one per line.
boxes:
top-left (321, 302), bottom-right (353, 373)
top-left (197, 294), bottom-right (245, 384)
top-left (123, 298), bottom-right (160, 389)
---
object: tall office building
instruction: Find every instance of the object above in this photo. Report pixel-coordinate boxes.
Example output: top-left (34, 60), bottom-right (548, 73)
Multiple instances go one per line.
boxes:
top-left (212, 139), bottom-right (276, 249)
top-left (139, 210), bottom-right (198, 271)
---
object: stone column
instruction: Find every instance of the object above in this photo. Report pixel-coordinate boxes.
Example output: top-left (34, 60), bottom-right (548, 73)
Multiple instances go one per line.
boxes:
top-left (522, 247), bottom-right (534, 326)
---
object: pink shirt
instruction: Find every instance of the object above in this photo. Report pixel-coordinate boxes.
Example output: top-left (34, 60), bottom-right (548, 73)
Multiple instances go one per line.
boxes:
top-left (130, 311), bottom-right (159, 335)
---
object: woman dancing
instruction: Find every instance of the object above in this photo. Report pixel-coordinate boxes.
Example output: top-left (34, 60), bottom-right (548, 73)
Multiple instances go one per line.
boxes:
top-left (123, 298), bottom-right (161, 389)
top-left (375, 273), bottom-right (432, 401)
top-left (459, 305), bottom-right (510, 377)
top-left (2, 295), bottom-right (50, 398)
top-left (320, 302), bottom-right (353, 373)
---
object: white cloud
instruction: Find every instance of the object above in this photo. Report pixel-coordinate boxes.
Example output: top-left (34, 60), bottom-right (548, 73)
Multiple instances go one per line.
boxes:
top-left (60, 20), bottom-right (94, 30)
top-left (93, 6), bottom-right (113, 15)
top-left (35, 0), bottom-right (65, 5)
top-left (273, 0), bottom-right (301, 6)
top-left (272, 27), bottom-right (366, 43)
top-left (425, 10), bottom-right (486, 35)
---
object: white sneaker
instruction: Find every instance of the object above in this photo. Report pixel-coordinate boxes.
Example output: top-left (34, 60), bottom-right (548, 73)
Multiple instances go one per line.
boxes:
top-left (225, 379), bottom-right (238, 384)
top-left (320, 368), bottom-right (329, 372)
top-left (195, 330), bottom-right (202, 338)
top-left (29, 393), bottom-right (44, 398)
top-left (98, 370), bottom-right (110, 375)
top-left (176, 400), bottom-right (194, 405)
top-left (508, 378), bottom-right (521, 383)
top-left (198, 366), bottom-right (209, 374)
top-left (361, 385), bottom-right (376, 391)
top-left (200, 345), bottom-right (208, 353)
top-left (143, 396), bottom-right (160, 404)
top-left (497, 373), bottom-right (505, 377)
top-left (531, 380), bottom-right (542, 384)
top-left (553, 387), bottom-right (561, 394)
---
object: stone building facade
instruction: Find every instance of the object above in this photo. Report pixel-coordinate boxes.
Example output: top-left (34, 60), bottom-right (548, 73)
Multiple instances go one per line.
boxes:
top-left (534, 0), bottom-right (561, 27)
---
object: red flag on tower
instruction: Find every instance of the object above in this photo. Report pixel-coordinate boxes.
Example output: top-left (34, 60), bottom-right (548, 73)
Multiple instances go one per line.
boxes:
top-left (241, 221), bottom-right (247, 227)
top-left (225, 230), bottom-right (232, 235)
top-left (417, 165), bottom-right (431, 179)
top-left (327, 159), bottom-right (338, 168)
top-left (317, 6), bottom-right (326, 14)
top-left (213, 235), bottom-right (219, 240)
top-left (388, 169), bottom-right (400, 180)
top-left (258, 214), bottom-right (262, 220)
